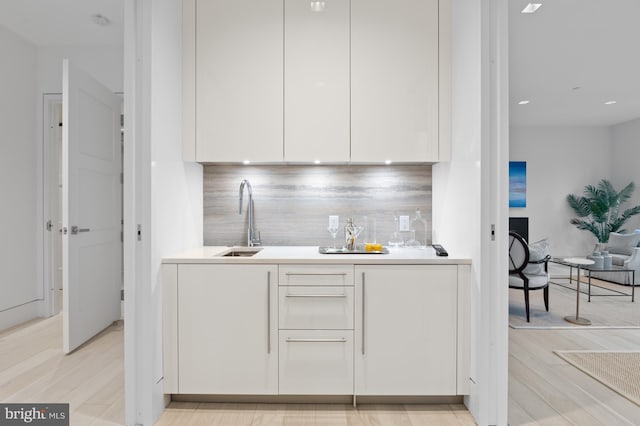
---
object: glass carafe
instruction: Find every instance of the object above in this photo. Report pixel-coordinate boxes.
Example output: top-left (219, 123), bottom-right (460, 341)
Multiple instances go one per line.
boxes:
top-left (410, 208), bottom-right (428, 248)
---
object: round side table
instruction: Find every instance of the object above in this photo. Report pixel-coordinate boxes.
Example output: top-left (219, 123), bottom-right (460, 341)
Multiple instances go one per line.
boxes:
top-left (563, 257), bottom-right (595, 325)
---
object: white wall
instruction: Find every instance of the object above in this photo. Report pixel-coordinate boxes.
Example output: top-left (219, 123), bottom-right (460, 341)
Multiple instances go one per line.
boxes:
top-left (0, 25), bottom-right (39, 330)
top-left (150, 0), bottom-right (203, 418)
top-left (611, 117), bottom-right (640, 231)
top-left (434, 0), bottom-right (509, 423)
top-left (509, 126), bottom-right (612, 255)
top-left (123, 0), bottom-right (203, 423)
top-left (37, 45), bottom-right (123, 94)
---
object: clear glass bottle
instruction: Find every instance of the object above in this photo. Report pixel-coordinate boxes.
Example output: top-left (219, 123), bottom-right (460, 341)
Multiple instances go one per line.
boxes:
top-left (410, 208), bottom-right (428, 248)
top-left (344, 217), bottom-right (357, 251)
top-left (389, 215), bottom-right (405, 247)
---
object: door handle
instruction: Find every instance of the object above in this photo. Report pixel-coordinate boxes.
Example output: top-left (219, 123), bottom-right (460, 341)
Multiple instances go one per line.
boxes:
top-left (70, 226), bottom-right (90, 234)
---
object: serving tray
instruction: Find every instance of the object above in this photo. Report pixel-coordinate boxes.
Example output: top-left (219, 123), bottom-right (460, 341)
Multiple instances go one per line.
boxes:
top-left (318, 247), bottom-right (389, 254)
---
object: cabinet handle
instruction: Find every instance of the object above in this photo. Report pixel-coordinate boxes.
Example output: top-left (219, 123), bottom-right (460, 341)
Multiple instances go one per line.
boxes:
top-left (267, 271), bottom-right (271, 354)
top-left (285, 338), bottom-right (347, 343)
top-left (285, 293), bottom-right (346, 298)
top-left (284, 273), bottom-right (348, 276)
top-left (362, 272), bottom-right (366, 355)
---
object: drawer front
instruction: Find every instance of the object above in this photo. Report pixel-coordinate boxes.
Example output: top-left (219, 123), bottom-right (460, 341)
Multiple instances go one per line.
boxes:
top-left (279, 330), bottom-right (354, 395)
top-left (279, 265), bottom-right (354, 286)
top-left (279, 286), bottom-right (354, 330)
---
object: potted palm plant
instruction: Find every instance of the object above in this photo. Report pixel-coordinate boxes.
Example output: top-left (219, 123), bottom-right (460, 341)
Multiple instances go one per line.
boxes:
top-left (567, 179), bottom-right (640, 243)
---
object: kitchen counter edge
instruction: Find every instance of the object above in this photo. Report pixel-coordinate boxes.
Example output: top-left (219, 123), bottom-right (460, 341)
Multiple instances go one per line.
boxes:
top-left (162, 246), bottom-right (471, 265)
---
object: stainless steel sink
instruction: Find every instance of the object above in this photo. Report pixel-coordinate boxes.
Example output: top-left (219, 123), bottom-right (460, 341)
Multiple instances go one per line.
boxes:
top-left (219, 247), bottom-right (262, 257)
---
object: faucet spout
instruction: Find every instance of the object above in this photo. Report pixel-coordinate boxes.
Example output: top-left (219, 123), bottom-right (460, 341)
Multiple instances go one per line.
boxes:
top-left (238, 179), bottom-right (261, 247)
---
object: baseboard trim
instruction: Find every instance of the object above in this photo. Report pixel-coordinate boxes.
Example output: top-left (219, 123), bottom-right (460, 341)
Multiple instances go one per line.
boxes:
top-left (0, 300), bottom-right (40, 332)
top-left (170, 394), bottom-right (463, 405)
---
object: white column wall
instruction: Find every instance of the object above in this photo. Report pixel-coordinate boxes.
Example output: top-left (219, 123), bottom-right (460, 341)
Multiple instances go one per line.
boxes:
top-left (509, 125), bottom-right (612, 255)
top-left (434, 0), bottom-right (511, 423)
top-left (611, 118), bottom-right (640, 231)
top-left (0, 25), bottom-right (39, 330)
top-left (124, 0), bottom-right (204, 424)
top-left (150, 0), bottom-right (203, 419)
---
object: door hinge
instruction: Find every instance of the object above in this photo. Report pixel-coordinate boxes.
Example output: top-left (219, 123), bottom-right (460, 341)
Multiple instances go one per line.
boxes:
top-left (120, 173), bottom-right (123, 184)
top-left (121, 231), bottom-right (124, 242)
top-left (46, 220), bottom-right (53, 232)
top-left (137, 224), bottom-right (142, 241)
top-left (491, 224), bottom-right (496, 241)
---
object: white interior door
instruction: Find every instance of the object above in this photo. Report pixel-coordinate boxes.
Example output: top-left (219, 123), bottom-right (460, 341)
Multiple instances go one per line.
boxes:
top-left (62, 60), bottom-right (122, 354)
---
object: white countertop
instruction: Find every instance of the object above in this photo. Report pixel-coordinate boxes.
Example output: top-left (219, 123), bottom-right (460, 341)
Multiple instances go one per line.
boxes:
top-left (162, 246), bottom-right (471, 265)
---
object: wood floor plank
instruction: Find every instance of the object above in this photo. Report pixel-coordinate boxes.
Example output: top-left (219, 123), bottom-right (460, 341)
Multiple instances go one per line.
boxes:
top-left (509, 327), bottom-right (640, 425)
top-left (6, 306), bottom-right (640, 425)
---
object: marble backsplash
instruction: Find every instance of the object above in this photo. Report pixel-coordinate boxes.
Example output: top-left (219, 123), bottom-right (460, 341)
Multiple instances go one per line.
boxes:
top-left (204, 165), bottom-right (432, 247)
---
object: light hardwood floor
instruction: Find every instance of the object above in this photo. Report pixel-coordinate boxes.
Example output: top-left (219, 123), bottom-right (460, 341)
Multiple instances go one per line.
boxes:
top-left (509, 327), bottom-right (640, 425)
top-left (0, 315), bottom-right (124, 425)
top-left (4, 314), bottom-right (640, 425)
top-left (156, 402), bottom-right (475, 425)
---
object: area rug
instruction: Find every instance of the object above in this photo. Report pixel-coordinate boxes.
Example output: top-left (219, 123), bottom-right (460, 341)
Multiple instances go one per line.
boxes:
top-left (509, 280), bottom-right (640, 329)
top-left (554, 351), bottom-right (640, 407)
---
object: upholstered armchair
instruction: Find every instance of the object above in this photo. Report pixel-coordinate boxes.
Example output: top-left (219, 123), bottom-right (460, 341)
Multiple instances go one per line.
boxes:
top-left (593, 230), bottom-right (640, 286)
top-left (508, 231), bottom-right (551, 322)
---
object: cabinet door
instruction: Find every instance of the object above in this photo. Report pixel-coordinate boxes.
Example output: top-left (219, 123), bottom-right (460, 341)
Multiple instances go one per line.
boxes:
top-left (284, 0), bottom-right (350, 162)
top-left (177, 264), bottom-right (278, 394)
top-left (195, 0), bottom-right (283, 162)
top-left (279, 330), bottom-right (354, 395)
top-left (351, 0), bottom-right (440, 162)
top-left (355, 265), bottom-right (458, 395)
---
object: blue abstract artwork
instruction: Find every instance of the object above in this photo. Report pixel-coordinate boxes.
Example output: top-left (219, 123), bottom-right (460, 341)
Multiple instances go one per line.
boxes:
top-left (509, 161), bottom-right (526, 208)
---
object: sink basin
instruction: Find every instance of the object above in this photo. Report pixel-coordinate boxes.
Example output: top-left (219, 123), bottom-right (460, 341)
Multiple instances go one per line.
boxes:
top-left (220, 247), bottom-right (262, 257)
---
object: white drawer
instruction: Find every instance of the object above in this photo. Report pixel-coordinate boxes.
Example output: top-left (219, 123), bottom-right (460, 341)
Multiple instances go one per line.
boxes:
top-left (279, 330), bottom-right (354, 395)
top-left (279, 265), bottom-right (354, 286)
top-left (279, 286), bottom-right (354, 330)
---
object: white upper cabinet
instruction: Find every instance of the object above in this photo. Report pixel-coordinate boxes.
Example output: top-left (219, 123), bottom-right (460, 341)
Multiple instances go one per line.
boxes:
top-left (184, 0), bottom-right (450, 163)
top-left (351, 0), bottom-right (448, 163)
top-left (189, 0), bottom-right (284, 162)
top-left (284, 0), bottom-right (350, 162)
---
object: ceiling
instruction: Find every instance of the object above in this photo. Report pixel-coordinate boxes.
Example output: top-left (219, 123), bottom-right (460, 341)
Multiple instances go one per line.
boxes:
top-left (510, 0), bottom-right (640, 127)
top-left (0, 0), bottom-right (123, 47)
top-left (1, 0), bottom-right (637, 127)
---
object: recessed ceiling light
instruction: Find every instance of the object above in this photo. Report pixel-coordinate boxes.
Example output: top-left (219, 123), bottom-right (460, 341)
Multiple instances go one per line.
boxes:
top-left (385, 160), bottom-right (392, 165)
top-left (91, 13), bottom-right (111, 26)
top-left (243, 160), bottom-right (251, 165)
top-left (521, 3), bottom-right (542, 14)
top-left (314, 160), bottom-right (321, 164)
top-left (518, 100), bottom-right (530, 105)
top-left (310, 1), bottom-right (326, 12)
top-left (604, 100), bottom-right (617, 105)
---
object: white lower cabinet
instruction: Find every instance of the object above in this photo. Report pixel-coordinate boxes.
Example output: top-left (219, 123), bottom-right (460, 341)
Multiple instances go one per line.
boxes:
top-left (176, 264), bottom-right (278, 394)
top-left (355, 265), bottom-right (459, 395)
top-left (278, 265), bottom-right (355, 395)
top-left (163, 262), bottom-right (469, 397)
top-left (279, 330), bottom-right (354, 395)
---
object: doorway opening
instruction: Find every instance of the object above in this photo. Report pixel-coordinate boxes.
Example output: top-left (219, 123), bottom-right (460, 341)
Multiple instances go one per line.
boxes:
top-left (42, 93), bottom-right (124, 319)
top-left (43, 94), bottom-right (63, 316)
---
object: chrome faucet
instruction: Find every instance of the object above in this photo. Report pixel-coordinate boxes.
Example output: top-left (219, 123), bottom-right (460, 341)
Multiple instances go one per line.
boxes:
top-left (238, 179), bottom-right (261, 247)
